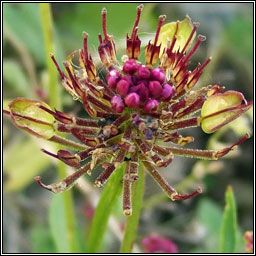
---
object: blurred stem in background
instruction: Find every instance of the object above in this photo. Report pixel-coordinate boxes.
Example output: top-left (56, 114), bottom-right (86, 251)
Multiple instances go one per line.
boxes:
top-left (39, 3), bottom-right (78, 253)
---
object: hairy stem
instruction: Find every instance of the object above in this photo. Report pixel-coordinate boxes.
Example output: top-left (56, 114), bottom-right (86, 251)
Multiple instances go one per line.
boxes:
top-left (120, 163), bottom-right (145, 253)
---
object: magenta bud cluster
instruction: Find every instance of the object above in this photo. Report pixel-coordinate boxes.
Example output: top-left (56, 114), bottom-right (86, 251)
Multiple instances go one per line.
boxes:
top-left (107, 60), bottom-right (175, 112)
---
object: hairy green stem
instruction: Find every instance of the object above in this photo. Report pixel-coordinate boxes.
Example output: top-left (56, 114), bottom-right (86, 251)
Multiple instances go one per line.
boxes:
top-left (120, 163), bottom-right (145, 253)
top-left (40, 3), bottom-right (78, 253)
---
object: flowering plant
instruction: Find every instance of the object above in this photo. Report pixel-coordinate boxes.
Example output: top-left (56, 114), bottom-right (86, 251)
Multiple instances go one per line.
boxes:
top-left (4, 4), bottom-right (252, 219)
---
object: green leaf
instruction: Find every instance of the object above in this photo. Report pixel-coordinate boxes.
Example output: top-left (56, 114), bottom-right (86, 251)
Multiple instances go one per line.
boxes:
top-left (197, 198), bottom-right (222, 236)
top-left (3, 3), bottom-right (45, 64)
top-left (3, 137), bottom-right (50, 191)
top-left (120, 164), bottom-right (145, 253)
top-left (86, 163), bottom-right (125, 253)
top-left (196, 198), bottom-right (222, 252)
top-left (30, 224), bottom-right (57, 253)
top-left (3, 59), bottom-right (31, 97)
top-left (219, 186), bottom-right (237, 253)
top-left (49, 194), bottom-right (70, 253)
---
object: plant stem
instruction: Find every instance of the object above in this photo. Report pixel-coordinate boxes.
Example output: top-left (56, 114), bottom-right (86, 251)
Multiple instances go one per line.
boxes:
top-left (86, 163), bottom-right (125, 253)
top-left (39, 3), bottom-right (60, 110)
top-left (40, 3), bottom-right (78, 252)
top-left (120, 163), bottom-right (145, 253)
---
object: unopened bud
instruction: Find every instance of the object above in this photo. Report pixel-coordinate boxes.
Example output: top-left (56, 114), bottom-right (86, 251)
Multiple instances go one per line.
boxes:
top-left (106, 69), bottom-right (120, 89)
top-left (111, 95), bottom-right (125, 113)
top-left (149, 81), bottom-right (162, 98)
top-left (125, 92), bottom-right (140, 108)
top-left (123, 59), bottom-right (138, 74)
top-left (162, 83), bottom-right (175, 101)
top-left (138, 65), bottom-right (151, 79)
top-left (143, 99), bottom-right (159, 113)
top-left (151, 68), bottom-right (165, 84)
top-left (116, 79), bottom-right (130, 97)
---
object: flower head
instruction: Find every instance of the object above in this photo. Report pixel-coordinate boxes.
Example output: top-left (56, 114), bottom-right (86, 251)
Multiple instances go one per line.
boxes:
top-left (5, 5), bottom-right (252, 215)
top-left (244, 231), bottom-right (253, 253)
top-left (142, 233), bottom-right (178, 253)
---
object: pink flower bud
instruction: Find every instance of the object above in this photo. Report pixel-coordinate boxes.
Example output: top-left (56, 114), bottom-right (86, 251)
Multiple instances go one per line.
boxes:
top-left (111, 95), bottom-right (125, 113)
top-left (162, 83), bottom-right (175, 101)
top-left (143, 99), bottom-right (159, 113)
top-left (138, 83), bottom-right (149, 102)
top-left (151, 68), bottom-right (165, 84)
top-left (122, 75), bottom-right (133, 84)
top-left (116, 79), bottom-right (130, 97)
top-left (138, 65), bottom-right (151, 80)
top-left (130, 81), bottom-right (149, 102)
top-left (125, 92), bottom-right (140, 108)
top-left (149, 81), bottom-right (162, 98)
top-left (123, 59), bottom-right (138, 74)
top-left (106, 69), bottom-right (120, 89)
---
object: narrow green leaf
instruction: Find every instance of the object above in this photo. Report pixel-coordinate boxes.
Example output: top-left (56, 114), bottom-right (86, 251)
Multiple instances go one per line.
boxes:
top-left (49, 194), bottom-right (70, 253)
top-left (39, 3), bottom-right (61, 110)
top-left (120, 163), bottom-right (145, 253)
top-left (86, 164), bottom-right (125, 253)
top-left (30, 224), bottom-right (57, 253)
top-left (3, 59), bottom-right (30, 97)
top-left (197, 198), bottom-right (222, 237)
top-left (219, 186), bottom-right (237, 253)
top-left (3, 3), bottom-right (45, 64)
top-left (196, 198), bottom-right (222, 252)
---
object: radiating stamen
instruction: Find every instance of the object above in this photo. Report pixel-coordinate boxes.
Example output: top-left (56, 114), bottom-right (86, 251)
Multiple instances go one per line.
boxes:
top-left (50, 53), bottom-right (65, 79)
top-left (34, 176), bottom-right (54, 192)
top-left (150, 15), bottom-right (166, 64)
top-left (184, 35), bottom-right (206, 63)
top-left (41, 149), bottom-right (58, 159)
top-left (180, 22), bottom-right (200, 55)
top-left (63, 61), bottom-right (83, 96)
top-left (214, 133), bottom-right (250, 159)
top-left (153, 15), bottom-right (167, 46)
top-left (94, 163), bottom-right (116, 187)
top-left (195, 57), bottom-right (212, 75)
top-left (131, 4), bottom-right (144, 40)
top-left (82, 32), bottom-right (89, 61)
top-left (141, 157), bottom-right (177, 197)
top-left (172, 187), bottom-right (202, 200)
top-left (123, 161), bottom-right (132, 216)
top-left (102, 8), bottom-right (108, 40)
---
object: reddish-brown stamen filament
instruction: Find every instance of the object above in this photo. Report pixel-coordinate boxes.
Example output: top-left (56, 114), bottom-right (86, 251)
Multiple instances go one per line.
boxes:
top-left (180, 22), bottom-right (200, 55)
top-left (50, 53), bottom-right (65, 79)
top-left (181, 35), bottom-right (206, 67)
top-left (102, 8), bottom-right (108, 40)
top-left (131, 4), bottom-right (143, 40)
top-left (173, 187), bottom-right (202, 200)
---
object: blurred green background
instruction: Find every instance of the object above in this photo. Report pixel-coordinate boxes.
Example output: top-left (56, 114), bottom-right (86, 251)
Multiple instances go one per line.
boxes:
top-left (3, 3), bottom-right (253, 253)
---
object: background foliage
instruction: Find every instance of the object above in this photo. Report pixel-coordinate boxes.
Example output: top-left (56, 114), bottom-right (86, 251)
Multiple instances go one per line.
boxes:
top-left (3, 2), bottom-right (253, 253)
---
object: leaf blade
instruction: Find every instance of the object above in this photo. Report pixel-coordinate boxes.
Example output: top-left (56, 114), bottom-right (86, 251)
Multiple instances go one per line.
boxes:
top-left (219, 186), bottom-right (237, 253)
top-left (86, 163), bottom-right (125, 253)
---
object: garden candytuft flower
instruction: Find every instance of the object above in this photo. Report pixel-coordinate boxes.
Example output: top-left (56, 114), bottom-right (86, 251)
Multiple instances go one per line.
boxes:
top-left (4, 5), bottom-right (252, 216)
